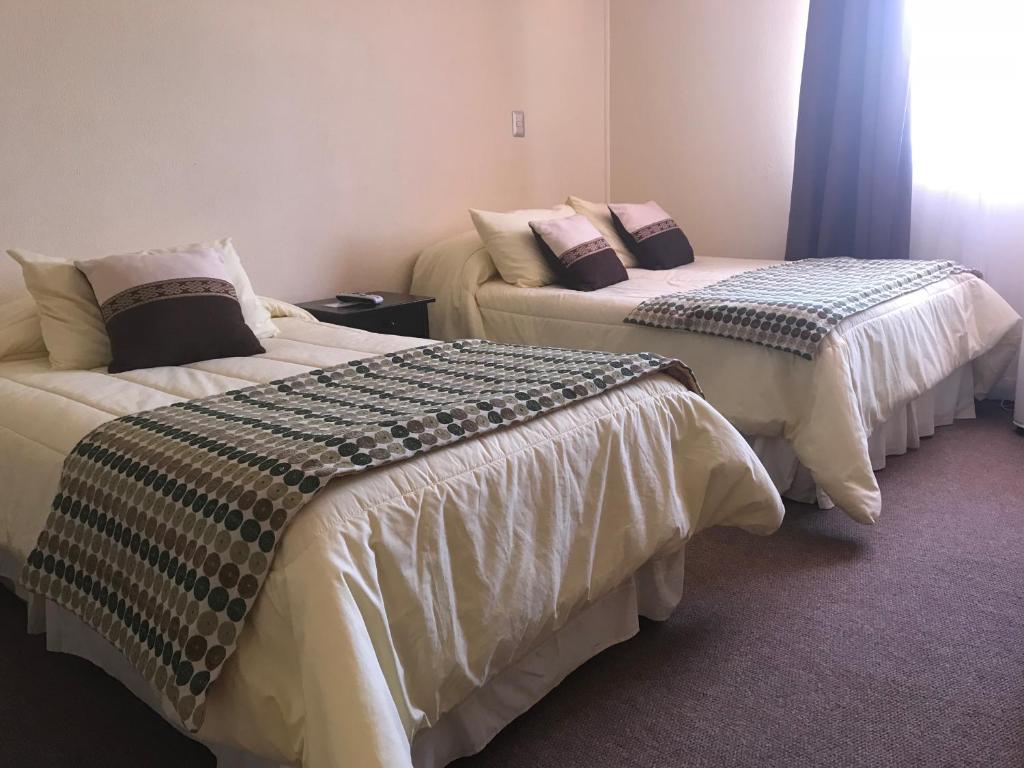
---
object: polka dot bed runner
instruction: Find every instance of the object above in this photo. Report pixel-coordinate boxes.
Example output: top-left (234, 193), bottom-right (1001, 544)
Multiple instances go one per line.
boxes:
top-left (625, 258), bottom-right (979, 360)
top-left (20, 339), bottom-right (699, 732)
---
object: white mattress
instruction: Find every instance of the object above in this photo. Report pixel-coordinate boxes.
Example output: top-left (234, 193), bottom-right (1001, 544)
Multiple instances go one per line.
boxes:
top-left (413, 236), bottom-right (1023, 523)
top-left (0, 317), bottom-right (784, 768)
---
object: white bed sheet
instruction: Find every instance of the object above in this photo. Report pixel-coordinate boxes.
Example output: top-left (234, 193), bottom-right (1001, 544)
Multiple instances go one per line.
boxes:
top-left (0, 317), bottom-right (784, 768)
top-left (413, 237), bottom-right (1022, 523)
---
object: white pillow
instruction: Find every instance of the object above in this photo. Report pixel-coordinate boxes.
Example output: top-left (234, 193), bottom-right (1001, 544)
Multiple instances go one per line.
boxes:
top-left (259, 296), bottom-right (317, 322)
top-left (566, 196), bottom-right (638, 268)
top-left (469, 205), bottom-right (574, 287)
top-left (0, 294), bottom-right (47, 362)
top-left (7, 249), bottom-right (113, 370)
top-left (7, 238), bottom-right (277, 370)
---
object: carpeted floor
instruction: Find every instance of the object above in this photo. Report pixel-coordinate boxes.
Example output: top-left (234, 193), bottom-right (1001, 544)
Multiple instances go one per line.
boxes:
top-left (2, 402), bottom-right (1022, 767)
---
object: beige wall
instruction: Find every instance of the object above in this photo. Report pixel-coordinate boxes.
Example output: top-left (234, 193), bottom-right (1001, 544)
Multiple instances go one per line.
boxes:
top-left (610, 0), bottom-right (808, 260)
top-left (0, 0), bottom-right (608, 302)
top-left (0, 1), bottom-right (813, 305)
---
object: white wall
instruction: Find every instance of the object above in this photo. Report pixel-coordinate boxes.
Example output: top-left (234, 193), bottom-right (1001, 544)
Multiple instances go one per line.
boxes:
top-left (0, 0), bottom-right (608, 302)
top-left (0, 1), bottom-right (813, 306)
top-left (609, 0), bottom-right (808, 261)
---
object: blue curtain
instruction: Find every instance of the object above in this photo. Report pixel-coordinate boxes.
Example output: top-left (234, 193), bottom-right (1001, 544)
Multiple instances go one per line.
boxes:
top-left (785, 0), bottom-right (912, 261)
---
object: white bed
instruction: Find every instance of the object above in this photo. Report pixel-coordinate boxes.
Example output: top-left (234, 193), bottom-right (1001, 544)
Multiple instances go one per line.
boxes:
top-left (412, 231), bottom-right (1023, 523)
top-left (0, 315), bottom-right (784, 768)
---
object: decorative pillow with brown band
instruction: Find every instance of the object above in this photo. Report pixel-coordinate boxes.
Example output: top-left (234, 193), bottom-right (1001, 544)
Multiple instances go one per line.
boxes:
top-left (75, 247), bottom-right (265, 373)
top-left (608, 201), bottom-right (694, 270)
top-left (528, 214), bottom-right (628, 291)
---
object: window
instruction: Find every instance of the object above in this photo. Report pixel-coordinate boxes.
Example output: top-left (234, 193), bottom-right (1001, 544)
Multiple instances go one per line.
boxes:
top-left (907, 0), bottom-right (1024, 203)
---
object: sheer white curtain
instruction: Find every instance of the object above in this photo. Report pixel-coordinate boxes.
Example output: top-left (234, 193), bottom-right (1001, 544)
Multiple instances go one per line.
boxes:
top-left (906, 0), bottom-right (1024, 409)
top-left (907, 0), bottom-right (1024, 312)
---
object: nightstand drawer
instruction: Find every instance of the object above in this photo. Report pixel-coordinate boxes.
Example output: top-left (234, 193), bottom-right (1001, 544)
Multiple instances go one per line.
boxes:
top-left (338, 304), bottom-right (430, 338)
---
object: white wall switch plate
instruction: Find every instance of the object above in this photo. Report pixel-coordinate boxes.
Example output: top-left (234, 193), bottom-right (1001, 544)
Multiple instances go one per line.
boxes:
top-left (512, 110), bottom-right (525, 138)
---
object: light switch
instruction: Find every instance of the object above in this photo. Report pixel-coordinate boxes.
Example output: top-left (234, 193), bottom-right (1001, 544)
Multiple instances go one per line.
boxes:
top-left (512, 110), bottom-right (525, 138)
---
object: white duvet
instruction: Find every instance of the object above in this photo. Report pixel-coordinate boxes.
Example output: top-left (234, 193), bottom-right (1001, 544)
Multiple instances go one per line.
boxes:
top-left (0, 317), bottom-right (783, 767)
top-left (412, 233), bottom-right (1022, 524)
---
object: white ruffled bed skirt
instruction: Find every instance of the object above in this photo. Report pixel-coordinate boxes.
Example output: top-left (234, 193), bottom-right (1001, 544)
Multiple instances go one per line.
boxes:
top-left (34, 549), bottom-right (689, 768)
top-left (750, 363), bottom-right (977, 509)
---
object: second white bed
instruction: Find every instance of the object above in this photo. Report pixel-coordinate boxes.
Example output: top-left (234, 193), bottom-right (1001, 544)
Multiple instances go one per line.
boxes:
top-left (413, 232), bottom-right (1023, 523)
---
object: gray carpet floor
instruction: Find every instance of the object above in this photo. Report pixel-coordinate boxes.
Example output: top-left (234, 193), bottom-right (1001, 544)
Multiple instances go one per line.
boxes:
top-left (2, 402), bottom-right (1022, 767)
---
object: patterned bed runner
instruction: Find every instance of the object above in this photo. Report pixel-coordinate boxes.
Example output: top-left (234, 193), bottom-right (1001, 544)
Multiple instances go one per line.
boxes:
top-left (624, 258), bottom-right (978, 359)
top-left (21, 340), bottom-right (698, 732)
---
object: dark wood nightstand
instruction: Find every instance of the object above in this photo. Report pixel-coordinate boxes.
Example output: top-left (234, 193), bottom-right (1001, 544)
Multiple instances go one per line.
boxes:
top-left (297, 292), bottom-right (435, 339)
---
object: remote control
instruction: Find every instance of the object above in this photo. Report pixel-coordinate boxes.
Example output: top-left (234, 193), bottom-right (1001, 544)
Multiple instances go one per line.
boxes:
top-left (334, 292), bottom-right (385, 305)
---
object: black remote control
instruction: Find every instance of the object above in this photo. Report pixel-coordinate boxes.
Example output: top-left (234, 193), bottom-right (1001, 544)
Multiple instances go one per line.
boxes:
top-left (334, 292), bottom-right (384, 305)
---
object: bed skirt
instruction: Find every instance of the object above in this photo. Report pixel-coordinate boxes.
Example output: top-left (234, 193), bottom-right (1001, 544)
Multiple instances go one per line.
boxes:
top-left (32, 549), bottom-right (688, 768)
top-left (750, 363), bottom-right (977, 509)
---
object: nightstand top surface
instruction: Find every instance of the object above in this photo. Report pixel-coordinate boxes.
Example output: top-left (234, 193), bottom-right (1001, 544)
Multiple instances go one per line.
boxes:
top-left (297, 292), bottom-right (435, 318)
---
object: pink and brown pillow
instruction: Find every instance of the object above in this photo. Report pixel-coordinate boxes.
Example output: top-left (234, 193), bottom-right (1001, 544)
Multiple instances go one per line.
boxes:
top-left (528, 214), bottom-right (627, 291)
top-left (75, 246), bottom-right (264, 373)
top-left (608, 201), bottom-right (694, 270)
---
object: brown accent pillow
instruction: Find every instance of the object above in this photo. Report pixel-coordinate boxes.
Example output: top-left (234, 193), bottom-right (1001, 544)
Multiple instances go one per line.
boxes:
top-left (609, 201), bottom-right (694, 270)
top-left (528, 214), bottom-right (628, 292)
top-left (75, 247), bottom-right (264, 373)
